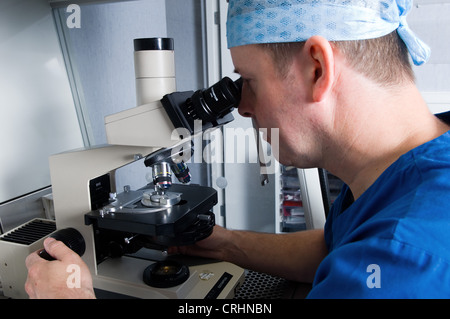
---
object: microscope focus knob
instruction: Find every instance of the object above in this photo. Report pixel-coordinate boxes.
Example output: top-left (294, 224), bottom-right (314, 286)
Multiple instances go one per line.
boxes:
top-left (39, 228), bottom-right (86, 261)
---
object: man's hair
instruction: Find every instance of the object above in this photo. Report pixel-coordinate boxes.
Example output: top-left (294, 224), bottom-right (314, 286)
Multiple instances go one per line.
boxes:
top-left (260, 31), bottom-right (415, 86)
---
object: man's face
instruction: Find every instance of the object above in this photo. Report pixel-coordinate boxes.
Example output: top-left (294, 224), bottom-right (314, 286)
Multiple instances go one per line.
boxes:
top-left (230, 44), bottom-right (320, 167)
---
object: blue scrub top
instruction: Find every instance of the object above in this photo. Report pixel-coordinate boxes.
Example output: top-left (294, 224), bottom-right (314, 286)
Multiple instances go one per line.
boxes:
top-left (308, 115), bottom-right (450, 298)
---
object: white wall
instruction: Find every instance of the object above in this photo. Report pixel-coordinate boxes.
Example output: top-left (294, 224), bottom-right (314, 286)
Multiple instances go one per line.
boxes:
top-left (410, 1), bottom-right (450, 93)
top-left (0, 0), bottom-right (84, 204)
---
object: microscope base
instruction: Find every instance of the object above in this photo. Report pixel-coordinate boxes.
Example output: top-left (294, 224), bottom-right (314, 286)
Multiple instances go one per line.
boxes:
top-left (93, 254), bottom-right (245, 299)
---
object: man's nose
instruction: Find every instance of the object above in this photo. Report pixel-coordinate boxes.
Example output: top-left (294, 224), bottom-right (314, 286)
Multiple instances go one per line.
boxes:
top-left (238, 108), bottom-right (252, 118)
top-left (237, 95), bottom-right (253, 118)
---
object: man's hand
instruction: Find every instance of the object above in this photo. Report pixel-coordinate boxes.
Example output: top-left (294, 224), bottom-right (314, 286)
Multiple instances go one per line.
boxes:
top-left (168, 225), bottom-right (230, 260)
top-left (170, 225), bottom-right (327, 284)
top-left (25, 237), bottom-right (96, 299)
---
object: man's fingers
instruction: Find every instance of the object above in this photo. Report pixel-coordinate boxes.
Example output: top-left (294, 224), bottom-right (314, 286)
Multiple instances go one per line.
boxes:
top-left (43, 237), bottom-right (78, 262)
top-left (25, 248), bottom-right (43, 269)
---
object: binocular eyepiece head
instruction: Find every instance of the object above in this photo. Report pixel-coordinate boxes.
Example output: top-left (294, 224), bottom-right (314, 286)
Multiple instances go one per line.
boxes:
top-left (185, 77), bottom-right (243, 123)
top-left (160, 77), bottom-right (242, 136)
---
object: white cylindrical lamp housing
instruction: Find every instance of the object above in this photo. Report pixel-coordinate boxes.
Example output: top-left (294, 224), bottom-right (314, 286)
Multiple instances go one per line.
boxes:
top-left (134, 38), bottom-right (176, 105)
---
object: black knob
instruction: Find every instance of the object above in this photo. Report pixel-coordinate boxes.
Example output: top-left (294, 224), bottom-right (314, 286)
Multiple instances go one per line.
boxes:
top-left (143, 260), bottom-right (189, 288)
top-left (39, 228), bottom-right (86, 261)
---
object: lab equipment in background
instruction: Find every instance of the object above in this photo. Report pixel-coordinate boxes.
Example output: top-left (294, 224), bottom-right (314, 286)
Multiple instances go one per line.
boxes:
top-left (277, 166), bottom-right (343, 233)
top-left (279, 166), bottom-right (306, 232)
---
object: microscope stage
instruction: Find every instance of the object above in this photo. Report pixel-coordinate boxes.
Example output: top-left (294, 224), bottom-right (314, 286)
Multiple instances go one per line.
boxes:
top-left (84, 183), bottom-right (217, 246)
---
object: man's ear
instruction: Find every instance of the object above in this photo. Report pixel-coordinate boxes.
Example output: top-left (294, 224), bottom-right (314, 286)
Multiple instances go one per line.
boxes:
top-left (304, 36), bottom-right (335, 102)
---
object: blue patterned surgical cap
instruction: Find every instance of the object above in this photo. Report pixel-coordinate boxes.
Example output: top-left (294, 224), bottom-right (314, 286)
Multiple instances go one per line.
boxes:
top-left (227, 0), bottom-right (430, 65)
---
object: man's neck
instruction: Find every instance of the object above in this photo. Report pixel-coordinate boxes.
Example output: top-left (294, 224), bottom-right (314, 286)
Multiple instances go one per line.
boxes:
top-left (325, 81), bottom-right (449, 201)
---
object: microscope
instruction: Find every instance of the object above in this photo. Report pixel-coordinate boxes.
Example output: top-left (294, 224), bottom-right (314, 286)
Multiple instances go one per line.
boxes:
top-left (38, 38), bottom-right (244, 298)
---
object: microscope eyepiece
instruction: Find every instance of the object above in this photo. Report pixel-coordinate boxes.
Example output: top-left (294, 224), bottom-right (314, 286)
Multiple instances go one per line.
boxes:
top-left (161, 76), bottom-right (240, 135)
top-left (185, 77), bottom-right (242, 122)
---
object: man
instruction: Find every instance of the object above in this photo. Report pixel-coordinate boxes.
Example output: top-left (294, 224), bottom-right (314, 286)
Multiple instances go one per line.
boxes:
top-left (26, 0), bottom-right (450, 298)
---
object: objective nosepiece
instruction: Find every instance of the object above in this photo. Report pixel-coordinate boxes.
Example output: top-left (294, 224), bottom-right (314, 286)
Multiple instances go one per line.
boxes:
top-left (152, 162), bottom-right (172, 190)
top-left (171, 162), bottom-right (191, 184)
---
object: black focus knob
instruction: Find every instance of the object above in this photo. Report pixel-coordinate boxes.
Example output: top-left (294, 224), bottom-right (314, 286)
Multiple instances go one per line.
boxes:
top-left (39, 228), bottom-right (86, 261)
